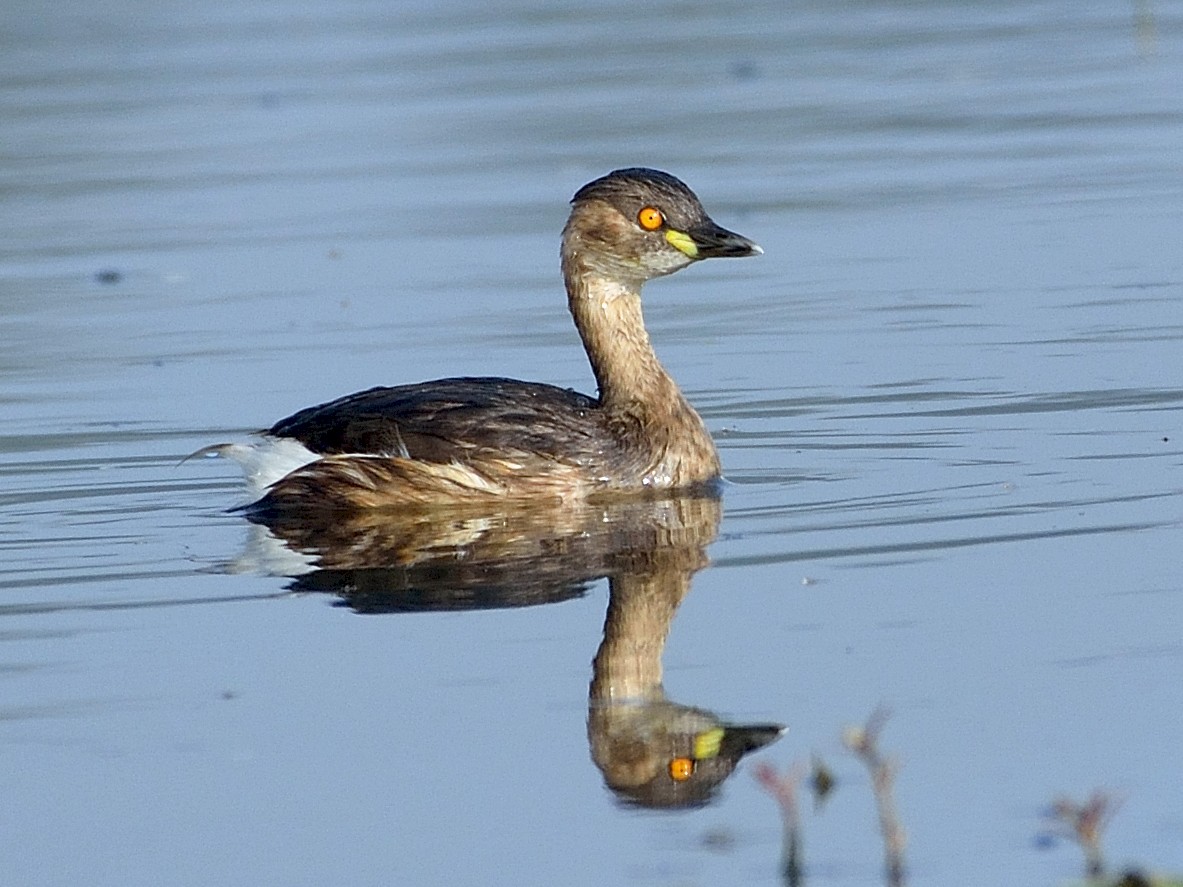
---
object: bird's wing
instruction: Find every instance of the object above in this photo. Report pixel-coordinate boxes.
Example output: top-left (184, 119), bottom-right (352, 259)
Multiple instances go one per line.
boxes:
top-left (267, 376), bottom-right (609, 466)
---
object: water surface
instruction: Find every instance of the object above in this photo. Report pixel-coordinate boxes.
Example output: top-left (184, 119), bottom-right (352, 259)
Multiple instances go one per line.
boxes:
top-left (2, 2), bottom-right (1182, 885)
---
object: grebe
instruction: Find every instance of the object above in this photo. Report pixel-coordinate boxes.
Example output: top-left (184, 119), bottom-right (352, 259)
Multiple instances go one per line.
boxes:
top-left (209, 168), bottom-right (761, 512)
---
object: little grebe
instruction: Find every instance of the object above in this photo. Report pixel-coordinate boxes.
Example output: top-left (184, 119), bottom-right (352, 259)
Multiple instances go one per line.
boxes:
top-left (209, 168), bottom-right (761, 511)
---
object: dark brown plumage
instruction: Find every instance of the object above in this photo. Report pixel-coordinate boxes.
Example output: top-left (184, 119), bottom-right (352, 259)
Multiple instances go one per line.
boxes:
top-left (213, 168), bottom-right (761, 512)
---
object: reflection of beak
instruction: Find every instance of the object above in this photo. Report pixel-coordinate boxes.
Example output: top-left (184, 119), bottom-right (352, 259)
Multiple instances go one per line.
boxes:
top-left (693, 723), bottom-right (785, 761)
top-left (717, 723), bottom-right (786, 758)
top-left (666, 219), bottom-right (763, 259)
top-left (669, 723), bottom-right (788, 788)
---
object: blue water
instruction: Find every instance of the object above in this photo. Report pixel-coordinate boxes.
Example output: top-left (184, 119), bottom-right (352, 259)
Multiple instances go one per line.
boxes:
top-left (2, 1), bottom-right (1182, 884)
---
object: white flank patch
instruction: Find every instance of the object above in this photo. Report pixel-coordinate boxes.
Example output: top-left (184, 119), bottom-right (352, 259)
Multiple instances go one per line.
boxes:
top-left (205, 435), bottom-right (322, 495)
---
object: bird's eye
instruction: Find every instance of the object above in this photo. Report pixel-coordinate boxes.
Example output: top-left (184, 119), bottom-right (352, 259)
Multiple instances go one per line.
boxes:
top-left (668, 757), bottom-right (695, 781)
top-left (637, 206), bottom-right (665, 231)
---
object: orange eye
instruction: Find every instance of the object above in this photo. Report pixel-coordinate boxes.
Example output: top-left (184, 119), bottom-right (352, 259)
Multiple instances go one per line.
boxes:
top-left (638, 206), bottom-right (664, 231)
top-left (669, 757), bottom-right (695, 782)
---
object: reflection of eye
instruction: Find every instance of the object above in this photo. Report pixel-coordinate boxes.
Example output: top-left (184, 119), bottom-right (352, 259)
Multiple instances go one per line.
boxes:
top-left (638, 206), bottom-right (665, 231)
top-left (668, 757), bottom-right (695, 781)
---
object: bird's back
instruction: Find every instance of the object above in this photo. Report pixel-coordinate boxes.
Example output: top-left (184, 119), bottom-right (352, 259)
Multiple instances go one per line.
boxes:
top-left (270, 376), bottom-right (605, 463)
top-left (250, 377), bottom-right (642, 511)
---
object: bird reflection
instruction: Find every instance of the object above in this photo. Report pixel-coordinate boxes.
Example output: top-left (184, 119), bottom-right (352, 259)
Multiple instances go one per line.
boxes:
top-left (589, 546), bottom-right (784, 809)
top-left (237, 493), bottom-right (783, 807)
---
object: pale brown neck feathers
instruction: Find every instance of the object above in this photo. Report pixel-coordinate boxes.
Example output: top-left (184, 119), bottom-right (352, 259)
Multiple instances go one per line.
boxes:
top-left (562, 253), bottom-right (682, 409)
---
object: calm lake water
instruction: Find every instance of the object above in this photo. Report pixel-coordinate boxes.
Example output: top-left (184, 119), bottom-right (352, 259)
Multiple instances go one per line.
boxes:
top-left (3, 1), bottom-right (1182, 885)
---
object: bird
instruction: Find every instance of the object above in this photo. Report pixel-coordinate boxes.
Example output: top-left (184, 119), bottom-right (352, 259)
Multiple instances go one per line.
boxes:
top-left (203, 168), bottom-right (761, 512)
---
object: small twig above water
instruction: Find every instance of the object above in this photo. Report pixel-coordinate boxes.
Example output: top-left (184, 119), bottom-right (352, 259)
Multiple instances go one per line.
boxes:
top-left (1045, 789), bottom-right (1121, 880)
top-left (754, 760), bottom-right (806, 887)
top-left (843, 707), bottom-right (907, 887)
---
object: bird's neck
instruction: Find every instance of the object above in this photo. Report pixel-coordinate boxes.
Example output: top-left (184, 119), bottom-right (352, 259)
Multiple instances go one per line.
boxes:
top-left (562, 255), bottom-right (681, 409)
top-left (561, 248), bottom-right (722, 486)
top-left (590, 573), bottom-right (687, 704)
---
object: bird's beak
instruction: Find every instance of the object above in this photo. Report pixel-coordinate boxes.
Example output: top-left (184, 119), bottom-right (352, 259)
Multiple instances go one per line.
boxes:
top-left (667, 218), bottom-right (763, 259)
top-left (717, 723), bottom-right (785, 757)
